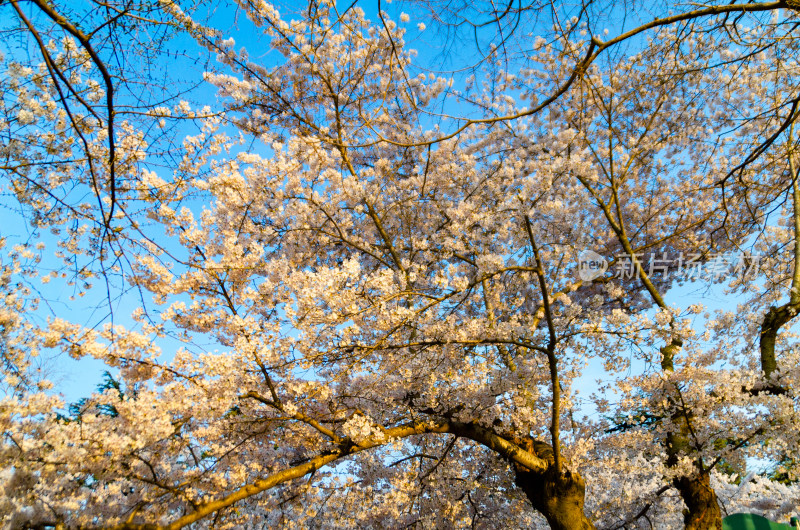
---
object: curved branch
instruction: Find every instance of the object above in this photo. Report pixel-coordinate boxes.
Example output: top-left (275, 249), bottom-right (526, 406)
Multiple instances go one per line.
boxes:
top-left (372, 1), bottom-right (789, 149)
top-left (111, 419), bottom-right (549, 530)
top-left (25, 0), bottom-right (118, 231)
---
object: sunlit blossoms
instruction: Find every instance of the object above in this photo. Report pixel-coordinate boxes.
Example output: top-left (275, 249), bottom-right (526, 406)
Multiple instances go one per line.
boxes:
top-left (2, 0), bottom-right (800, 529)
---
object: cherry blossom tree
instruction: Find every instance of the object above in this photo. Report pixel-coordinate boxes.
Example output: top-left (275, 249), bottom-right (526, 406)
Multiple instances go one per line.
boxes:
top-left (2, 0), bottom-right (800, 529)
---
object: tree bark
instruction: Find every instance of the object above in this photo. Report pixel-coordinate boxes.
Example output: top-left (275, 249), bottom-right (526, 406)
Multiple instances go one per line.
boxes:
top-left (512, 439), bottom-right (595, 530)
top-left (667, 429), bottom-right (722, 530)
top-left (674, 471), bottom-right (722, 530)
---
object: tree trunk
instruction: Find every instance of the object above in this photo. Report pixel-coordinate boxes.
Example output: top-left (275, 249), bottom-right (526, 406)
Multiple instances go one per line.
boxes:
top-left (512, 439), bottom-right (595, 530)
top-left (674, 471), bottom-right (722, 530)
top-left (515, 466), bottom-right (595, 530)
top-left (667, 428), bottom-right (722, 530)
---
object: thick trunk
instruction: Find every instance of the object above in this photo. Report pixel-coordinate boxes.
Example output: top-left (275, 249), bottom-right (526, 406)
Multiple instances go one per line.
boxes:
top-left (662, 349), bottom-right (722, 530)
top-left (674, 471), bottom-right (722, 530)
top-left (667, 428), bottom-right (722, 529)
top-left (512, 439), bottom-right (595, 530)
top-left (515, 466), bottom-right (595, 530)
